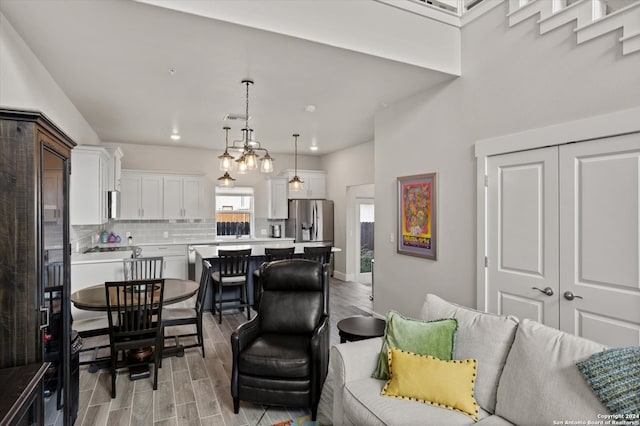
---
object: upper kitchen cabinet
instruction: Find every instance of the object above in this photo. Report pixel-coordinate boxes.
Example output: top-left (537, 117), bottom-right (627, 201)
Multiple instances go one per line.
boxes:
top-left (163, 175), bottom-right (208, 220)
top-left (70, 146), bottom-right (110, 225)
top-left (120, 171), bottom-right (163, 220)
top-left (283, 170), bottom-right (327, 199)
top-left (265, 177), bottom-right (288, 219)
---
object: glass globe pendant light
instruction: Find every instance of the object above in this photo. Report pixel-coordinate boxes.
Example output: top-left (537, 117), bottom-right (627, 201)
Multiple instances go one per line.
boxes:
top-left (289, 133), bottom-right (304, 192)
top-left (218, 126), bottom-right (235, 172)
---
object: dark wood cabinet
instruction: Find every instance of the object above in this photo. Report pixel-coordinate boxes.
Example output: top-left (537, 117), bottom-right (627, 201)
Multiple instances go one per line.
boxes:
top-left (0, 109), bottom-right (75, 425)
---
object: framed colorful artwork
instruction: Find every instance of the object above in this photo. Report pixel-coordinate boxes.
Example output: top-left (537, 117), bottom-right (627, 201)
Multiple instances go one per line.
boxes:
top-left (397, 173), bottom-right (437, 260)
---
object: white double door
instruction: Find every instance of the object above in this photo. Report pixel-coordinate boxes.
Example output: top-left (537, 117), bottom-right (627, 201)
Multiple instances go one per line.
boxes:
top-left (486, 133), bottom-right (640, 347)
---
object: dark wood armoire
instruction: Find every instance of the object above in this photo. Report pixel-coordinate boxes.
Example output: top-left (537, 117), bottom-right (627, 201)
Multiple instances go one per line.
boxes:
top-left (0, 109), bottom-right (75, 425)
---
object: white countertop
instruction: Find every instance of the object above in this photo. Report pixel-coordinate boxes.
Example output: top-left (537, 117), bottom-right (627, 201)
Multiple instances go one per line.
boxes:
top-left (195, 242), bottom-right (340, 258)
top-left (71, 237), bottom-right (297, 264)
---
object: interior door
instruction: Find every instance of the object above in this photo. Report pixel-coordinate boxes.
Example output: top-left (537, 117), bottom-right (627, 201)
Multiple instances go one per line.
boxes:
top-left (487, 147), bottom-right (560, 327)
top-left (559, 134), bottom-right (640, 346)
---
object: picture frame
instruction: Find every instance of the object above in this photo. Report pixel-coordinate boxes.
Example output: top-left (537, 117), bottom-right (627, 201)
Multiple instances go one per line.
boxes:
top-left (397, 173), bottom-right (437, 260)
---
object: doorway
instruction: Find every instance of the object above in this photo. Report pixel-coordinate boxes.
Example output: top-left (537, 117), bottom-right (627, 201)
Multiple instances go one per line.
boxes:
top-left (355, 199), bottom-right (375, 284)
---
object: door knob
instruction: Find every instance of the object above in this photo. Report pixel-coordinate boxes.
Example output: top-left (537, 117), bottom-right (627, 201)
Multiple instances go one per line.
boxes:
top-left (532, 286), bottom-right (554, 296)
top-left (563, 291), bottom-right (583, 301)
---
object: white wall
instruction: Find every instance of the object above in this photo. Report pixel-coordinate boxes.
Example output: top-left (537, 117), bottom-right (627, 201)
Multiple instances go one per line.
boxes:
top-left (374, 2), bottom-right (640, 317)
top-left (106, 141), bottom-right (323, 220)
top-left (321, 141), bottom-right (375, 277)
top-left (0, 12), bottom-right (100, 145)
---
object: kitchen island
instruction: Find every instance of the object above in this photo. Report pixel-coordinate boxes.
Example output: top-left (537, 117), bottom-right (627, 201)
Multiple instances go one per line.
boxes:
top-left (194, 242), bottom-right (340, 311)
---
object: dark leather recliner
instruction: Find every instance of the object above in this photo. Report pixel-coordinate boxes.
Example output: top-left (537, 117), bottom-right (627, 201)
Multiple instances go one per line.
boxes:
top-left (231, 259), bottom-right (330, 420)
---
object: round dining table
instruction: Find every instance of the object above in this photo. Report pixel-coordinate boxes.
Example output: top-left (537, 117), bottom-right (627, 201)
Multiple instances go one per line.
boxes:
top-left (71, 278), bottom-right (199, 311)
top-left (71, 278), bottom-right (199, 378)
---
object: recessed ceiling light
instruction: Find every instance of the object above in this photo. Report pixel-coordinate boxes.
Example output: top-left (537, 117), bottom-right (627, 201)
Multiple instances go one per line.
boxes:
top-left (310, 145), bottom-right (319, 151)
top-left (305, 104), bottom-right (316, 113)
top-left (168, 68), bottom-right (176, 76)
top-left (170, 134), bottom-right (181, 141)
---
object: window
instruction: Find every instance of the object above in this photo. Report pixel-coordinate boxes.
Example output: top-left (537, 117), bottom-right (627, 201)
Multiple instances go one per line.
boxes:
top-left (215, 187), bottom-right (254, 237)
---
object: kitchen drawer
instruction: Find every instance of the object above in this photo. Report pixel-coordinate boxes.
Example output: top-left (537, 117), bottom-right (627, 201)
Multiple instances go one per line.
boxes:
top-left (139, 244), bottom-right (187, 257)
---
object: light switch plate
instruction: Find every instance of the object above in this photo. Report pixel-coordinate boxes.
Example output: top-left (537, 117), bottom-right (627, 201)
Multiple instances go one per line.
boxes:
top-left (163, 231), bottom-right (169, 238)
top-left (260, 229), bottom-right (267, 235)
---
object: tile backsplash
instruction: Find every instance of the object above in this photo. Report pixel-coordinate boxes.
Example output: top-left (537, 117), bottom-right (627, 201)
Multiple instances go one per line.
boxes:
top-left (72, 216), bottom-right (283, 252)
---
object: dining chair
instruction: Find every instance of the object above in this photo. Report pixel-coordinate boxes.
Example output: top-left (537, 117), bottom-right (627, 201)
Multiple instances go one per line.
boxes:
top-left (303, 246), bottom-right (332, 265)
top-left (123, 256), bottom-right (164, 280)
top-left (42, 285), bottom-right (64, 409)
top-left (211, 249), bottom-right (251, 324)
top-left (162, 260), bottom-right (211, 358)
top-left (253, 247), bottom-right (296, 309)
top-left (104, 278), bottom-right (165, 398)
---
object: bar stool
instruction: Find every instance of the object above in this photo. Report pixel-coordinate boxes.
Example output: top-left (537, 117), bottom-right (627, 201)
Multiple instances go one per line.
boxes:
top-left (303, 246), bottom-right (332, 265)
top-left (211, 249), bottom-right (252, 324)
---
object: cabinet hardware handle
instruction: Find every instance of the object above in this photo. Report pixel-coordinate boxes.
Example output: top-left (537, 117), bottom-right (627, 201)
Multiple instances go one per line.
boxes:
top-left (563, 291), bottom-right (583, 301)
top-left (532, 286), bottom-right (554, 296)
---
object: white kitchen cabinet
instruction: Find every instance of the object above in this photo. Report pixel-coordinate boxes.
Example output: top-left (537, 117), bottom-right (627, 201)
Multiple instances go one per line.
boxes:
top-left (266, 177), bottom-right (288, 219)
top-left (71, 260), bottom-right (124, 320)
top-left (283, 170), bottom-right (327, 199)
top-left (163, 175), bottom-right (207, 220)
top-left (120, 171), bottom-right (163, 220)
top-left (70, 146), bottom-right (110, 225)
top-left (140, 244), bottom-right (188, 279)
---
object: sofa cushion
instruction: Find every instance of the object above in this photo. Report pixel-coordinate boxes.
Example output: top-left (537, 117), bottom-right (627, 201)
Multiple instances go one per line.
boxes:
top-left (495, 319), bottom-right (608, 425)
top-left (382, 347), bottom-right (480, 421)
top-left (420, 294), bottom-right (519, 413)
top-left (344, 377), bottom-right (490, 426)
top-left (576, 346), bottom-right (640, 416)
top-left (372, 310), bottom-right (457, 380)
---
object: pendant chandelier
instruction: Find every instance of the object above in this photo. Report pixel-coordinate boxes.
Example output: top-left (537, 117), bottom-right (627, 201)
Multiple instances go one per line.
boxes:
top-left (289, 133), bottom-right (303, 192)
top-left (217, 79), bottom-right (274, 187)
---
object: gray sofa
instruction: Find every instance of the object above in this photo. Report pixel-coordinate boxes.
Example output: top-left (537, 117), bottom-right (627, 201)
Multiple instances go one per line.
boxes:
top-left (329, 294), bottom-right (609, 426)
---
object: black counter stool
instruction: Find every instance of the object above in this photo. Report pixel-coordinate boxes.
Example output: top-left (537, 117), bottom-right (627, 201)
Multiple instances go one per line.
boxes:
top-left (212, 249), bottom-right (252, 324)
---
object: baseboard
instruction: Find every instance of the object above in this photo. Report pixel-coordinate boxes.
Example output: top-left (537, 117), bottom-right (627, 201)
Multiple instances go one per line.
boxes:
top-left (333, 270), bottom-right (349, 281)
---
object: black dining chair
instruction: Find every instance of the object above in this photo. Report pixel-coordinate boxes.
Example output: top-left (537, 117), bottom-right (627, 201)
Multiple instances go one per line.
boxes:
top-left (253, 247), bottom-right (296, 309)
top-left (104, 278), bottom-right (165, 398)
top-left (162, 260), bottom-right (211, 358)
top-left (123, 256), bottom-right (164, 280)
top-left (303, 246), bottom-right (332, 265)
top-left (211, 249), bottom-right (251, 324)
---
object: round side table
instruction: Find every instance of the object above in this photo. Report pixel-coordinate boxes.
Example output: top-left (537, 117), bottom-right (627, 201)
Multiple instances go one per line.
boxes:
top-left (337, 316), bottom-right (386, 343)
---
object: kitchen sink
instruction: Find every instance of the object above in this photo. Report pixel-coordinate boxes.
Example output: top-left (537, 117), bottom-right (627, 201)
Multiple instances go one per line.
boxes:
top-left (83, 245), bottom-right (136, 254)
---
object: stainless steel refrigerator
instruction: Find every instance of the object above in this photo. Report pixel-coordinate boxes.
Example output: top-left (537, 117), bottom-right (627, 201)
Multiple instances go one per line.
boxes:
top-left (285, 199), bottom-right (334, 244)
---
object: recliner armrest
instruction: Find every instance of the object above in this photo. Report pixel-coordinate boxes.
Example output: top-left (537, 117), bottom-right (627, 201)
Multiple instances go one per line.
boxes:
top-left (231, 315), bottom-right (261, 353)
top-left (311, 314), bottom-right (330, 411)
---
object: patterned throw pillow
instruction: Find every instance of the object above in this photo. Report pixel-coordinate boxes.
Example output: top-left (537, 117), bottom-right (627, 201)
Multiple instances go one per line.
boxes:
top-left (382, 347), bottom-right (480, 421)
top-left (576, 346), bottom-right (640, 416)
top-left (372, 311), bottom-right (457, 380)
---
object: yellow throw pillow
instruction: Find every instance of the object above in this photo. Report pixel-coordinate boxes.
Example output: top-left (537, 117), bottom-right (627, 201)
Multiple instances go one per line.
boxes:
top-left (381, 347), bottom-right (480, 421)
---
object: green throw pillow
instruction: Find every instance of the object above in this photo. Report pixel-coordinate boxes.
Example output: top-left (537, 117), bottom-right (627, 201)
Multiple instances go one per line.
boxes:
top-left (576, 346), bottom-right (640, 416)
top-left (372, 311), bottom-right (457, 380)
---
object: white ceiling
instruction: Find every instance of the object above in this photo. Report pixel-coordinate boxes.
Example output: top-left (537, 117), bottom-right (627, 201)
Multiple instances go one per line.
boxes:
top-left (1, 0), bottom-right (457, 155)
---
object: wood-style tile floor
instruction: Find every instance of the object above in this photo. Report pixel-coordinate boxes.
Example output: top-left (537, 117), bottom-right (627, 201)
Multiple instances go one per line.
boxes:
top-left (47, 278), bottom-right (373, 426)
